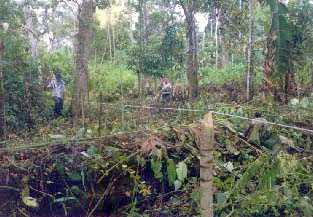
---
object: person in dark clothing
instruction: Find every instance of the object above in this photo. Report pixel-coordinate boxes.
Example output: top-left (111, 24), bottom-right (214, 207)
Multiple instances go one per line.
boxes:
top-left (48, 71), bottom-right (65, 118)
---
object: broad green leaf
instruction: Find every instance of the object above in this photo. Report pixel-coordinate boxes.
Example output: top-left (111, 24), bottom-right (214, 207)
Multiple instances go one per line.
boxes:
top-left (167, 159), bottom-right (176, 186)
top-left (151, 158), bottom-right (163, 180)
top-left (259, 158), bottom-right (280, 190)
top-left (176, 161), bottom-right (187, 182)
top-left (234, 155), bottom-right (267, 195)
top-left (215, 192), bottom-right (227, 205)
top-left (174, 180), bottom-right (182, 190)
top-left (191, 190), bottom-right (200, 204)
top-left (22, 196), bottom-right (39, 208)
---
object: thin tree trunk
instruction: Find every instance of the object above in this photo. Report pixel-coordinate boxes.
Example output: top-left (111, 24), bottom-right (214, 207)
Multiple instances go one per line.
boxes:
top-left (137, 71), bottom-right (142, 97)
top-left (263, 29), bottom-right (275, 97)
top-left (112, 23), bottom-right (116, 63)
top-left (0, 41), bottom-right (5, 139)
top-left (231, 53), bottom-right (234, 66)
top-left (24, 5), bottom-right (36, 129)
top-left (285, 67), bottom-right (297, 103)
top-left (108, 8), bottom-right (113, 62)
top-left (263, 0), bottom-right (279, 100)
top-left (220, 35), bottom-right (229, 67)
top-left (215, 8), bottom-right (219, 69)
top-left (138, 0), bottom-right (145, 97)
top-left (239, 0), bottom-right (243, 39)
top-left (24, 66), bottom-right (33, 130)
top-left (24, 5), bottom-right (38, 58)
top-left (310, 61), bottom-right (313, 87)
top-left (143, 0), bottom-right (148, 45)
top-left (202, 31), bottom-right (206, 51)
top-left (186, 15), bottom-right (198, 99)
top-left (181, 1), bottom-right (199, 99)
top-left (246, 0), bottom-right (255, 101)
top-left (73, 0), bottom-right (95, 127)
top-left (210, 18), bottom-right (213, 38)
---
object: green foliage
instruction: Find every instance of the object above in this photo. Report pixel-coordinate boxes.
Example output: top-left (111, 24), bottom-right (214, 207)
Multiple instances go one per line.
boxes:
top-left (40, 48), bottom-right (74, 84)
top-left (4, 38), bottom-right (47, 131)
top-left (128, 1), bottom-right (185, 79)
top-left (151, 158), bottom-right (163, 180)
top-left (89, 62), bottom-right (137, 100)
top-left (200, 64), bottom-right (263, 86)
top-left (262, 0), bottom-right (313, 90)
top-left (0, 0), bottom-right (44, 131)
top-left (92, 15), bottom-right (132, 64)
top-left (96, 0), bottom-right (111, 9)
top-left (269, 0), bottom-right (292, 79)
top-left (233, 155), bottom-right (267, 195)
top-left (216, 148), bottom-right (313, 216)
top-left (0, 0), bottom-right (21, 25)
top-left (128, 36), bottom-right (165, 77)
top-left (161, 25), bottom-right (185, 70)
top-left (167, 159), bottom-right (176, 186)
top-left (176, 161), bottom-right (188, 182)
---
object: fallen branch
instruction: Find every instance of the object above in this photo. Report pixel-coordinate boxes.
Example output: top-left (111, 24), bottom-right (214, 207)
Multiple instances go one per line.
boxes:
top-left (86, 177), bottom-right (116, 217)
top-left (0, 185), bottom-right (20, 192)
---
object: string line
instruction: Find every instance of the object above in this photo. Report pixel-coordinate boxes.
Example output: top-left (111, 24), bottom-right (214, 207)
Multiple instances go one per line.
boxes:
top-left (101, 103), bottom-right (313, 135)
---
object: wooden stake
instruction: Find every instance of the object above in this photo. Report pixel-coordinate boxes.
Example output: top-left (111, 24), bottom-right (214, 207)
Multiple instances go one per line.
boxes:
top-left (199, 112), bottom-right (214, 217)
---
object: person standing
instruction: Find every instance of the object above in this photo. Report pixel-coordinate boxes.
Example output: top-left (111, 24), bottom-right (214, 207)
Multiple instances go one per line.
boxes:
top-left (160, 75), bottom-right (172, 103)
top-left (48, 70), bottom-right (65, 118)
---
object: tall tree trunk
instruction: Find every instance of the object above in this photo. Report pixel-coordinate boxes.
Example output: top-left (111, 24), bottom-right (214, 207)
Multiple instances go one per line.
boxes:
top-left (218, 11), bottom-right (228, 68)
top-left (0, 41), bottom-right (5, 139)
top-left (24, 5), bottom-right (36, 129)
top-left (24, 65), bottom-right (33, 129)
top-left (24, 5), bottom-right (38, 58)
top-left (107, 16), bottom-right (112, 62)
top-left (73, 0), bottom-right (95, 127)
top-left (143, 0), bottom-right (148, 45)
top-left (263, 24), bottom-right (275, 98)
top-left (246, 0), bottom-right (255, 101)
top-left (210, 18), bottom-right (213, 38)
top-left (138, 0), bottom-right (145, 97)
top-left (239, 0), bottom-right (243, 39)
top-left (263, 1), bottom-right (282, 101)
top-left (181, 1), bottom-right (199, 99)
top-left (112, 23), bottom-right (116, 63)
top-left (215, 8), bottom-right (219, 69)
top-left (284, 66), bottom-right (297, 103)
top-left (220, 34), bottom-right (229, 67)
top-left (201, 31), bottom-right (206, 51)
top-left (310, 61), bottom-right (313, 87)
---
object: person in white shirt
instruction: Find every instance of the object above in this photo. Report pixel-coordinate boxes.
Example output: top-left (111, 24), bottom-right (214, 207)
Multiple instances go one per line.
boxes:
top-left (48, 70), bottom-right (65, 118)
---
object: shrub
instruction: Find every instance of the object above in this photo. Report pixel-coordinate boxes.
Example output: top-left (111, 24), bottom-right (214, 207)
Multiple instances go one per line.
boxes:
top-left (89, 61), bottom-right (137, 101)
top-left (200, 64), bottom-right (263, 87)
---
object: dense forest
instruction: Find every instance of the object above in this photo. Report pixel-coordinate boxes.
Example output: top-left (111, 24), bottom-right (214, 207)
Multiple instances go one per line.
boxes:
top-left (1, 0), bottom-right (313, 216)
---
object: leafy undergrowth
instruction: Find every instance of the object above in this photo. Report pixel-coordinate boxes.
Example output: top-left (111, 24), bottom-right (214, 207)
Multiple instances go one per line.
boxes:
top-left (1, 98), bottom-right (313, 217)
top-left (1, 113), bottom-right (313, 217)
top-left (0, 128), bottom-right (200, 217)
